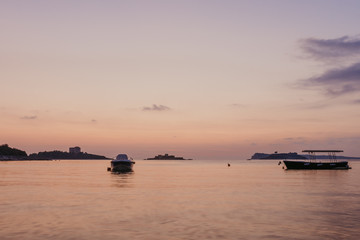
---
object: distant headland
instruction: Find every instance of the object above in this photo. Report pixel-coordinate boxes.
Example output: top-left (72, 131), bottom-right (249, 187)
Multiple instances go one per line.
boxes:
top-left (250, 151), bottom-right (360, 160)
top-left (145, 153), bottom-right (192, 160)
top-left (0, 144), bottom-right (27, 160)
top-left (0, 144), bottom-right (109, 160)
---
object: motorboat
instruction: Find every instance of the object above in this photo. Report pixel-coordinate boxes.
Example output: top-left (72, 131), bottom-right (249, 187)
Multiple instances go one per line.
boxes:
top-left (110, 154), bottom-right (135, 172)
top-left (282, 150), bottom-right (351, 170)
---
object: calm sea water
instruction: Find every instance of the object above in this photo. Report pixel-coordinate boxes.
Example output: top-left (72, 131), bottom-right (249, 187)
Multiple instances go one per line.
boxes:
top-left (1, 159), bottom-right (360, 240)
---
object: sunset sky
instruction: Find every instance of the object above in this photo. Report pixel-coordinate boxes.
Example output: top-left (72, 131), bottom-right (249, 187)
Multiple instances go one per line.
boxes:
top-left (1, 0), bottom-right (360, 159)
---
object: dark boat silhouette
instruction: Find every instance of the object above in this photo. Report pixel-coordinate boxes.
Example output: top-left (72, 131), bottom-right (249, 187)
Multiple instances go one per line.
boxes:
top-left (110, 154), bottom-right (135, 172)
top-left (282, 150), bottom-right (351, 170)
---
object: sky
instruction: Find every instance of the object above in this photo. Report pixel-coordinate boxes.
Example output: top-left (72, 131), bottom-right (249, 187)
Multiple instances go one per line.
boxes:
top-left (1, 0), bottom-right (360, 159)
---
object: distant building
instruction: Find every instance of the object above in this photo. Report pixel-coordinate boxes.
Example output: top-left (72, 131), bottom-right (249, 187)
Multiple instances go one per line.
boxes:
top-left (69, 146), bottom-right (81, 154)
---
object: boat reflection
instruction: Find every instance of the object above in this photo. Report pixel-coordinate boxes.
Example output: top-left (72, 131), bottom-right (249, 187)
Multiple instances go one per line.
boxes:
top-left (110, 171), bottom-right (135, 188)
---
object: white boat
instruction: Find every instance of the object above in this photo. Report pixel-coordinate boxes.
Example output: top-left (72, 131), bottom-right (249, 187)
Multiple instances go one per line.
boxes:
top-left (110, 154), bottom-right (135, 172)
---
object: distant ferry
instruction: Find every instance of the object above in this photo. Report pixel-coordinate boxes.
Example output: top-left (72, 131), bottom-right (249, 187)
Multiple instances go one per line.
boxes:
top-left (282, 150), bottom-right (351, 170)
top-left (145, 153), bottom-right (192, 160)
top-left (110, 154), bottom-right (135, 172)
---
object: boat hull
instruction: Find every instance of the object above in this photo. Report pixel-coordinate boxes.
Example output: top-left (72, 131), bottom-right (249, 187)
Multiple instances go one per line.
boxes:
top-left (111, 161), bottom-right (134, 172)
top-left (283, 160), bottom-right (350, 170)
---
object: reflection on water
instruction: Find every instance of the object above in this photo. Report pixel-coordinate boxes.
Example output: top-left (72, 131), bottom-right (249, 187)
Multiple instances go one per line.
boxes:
top-left (0, 160), bottom-right (360, 240)
top-left (110, 172), bottom-right (135, 188)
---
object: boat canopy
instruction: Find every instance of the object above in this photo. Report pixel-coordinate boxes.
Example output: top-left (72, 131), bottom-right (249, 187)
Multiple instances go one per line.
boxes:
top-left (302, 150), bottom-right (343, 153)
top-left (302, 150), bottom-right (343, 162)
top-left (116, 154), bottom-right (129, 160)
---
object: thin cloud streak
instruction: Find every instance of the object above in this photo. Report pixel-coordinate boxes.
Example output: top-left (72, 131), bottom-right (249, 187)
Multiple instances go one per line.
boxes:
top-left (300, 35), bottom-right (360, 61)
top-left (142, 104), bottom-right (171, 111)
top-left (305, 62), bottom-right (360, 96)
top-left (20, 115), bottom-right (37, 120)
top-left (229, 103), bottom-right (247, 108)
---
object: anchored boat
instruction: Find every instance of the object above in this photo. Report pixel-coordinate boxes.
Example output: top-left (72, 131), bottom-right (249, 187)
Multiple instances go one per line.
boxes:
top-left (110, 154), bottom-right (135, 172)
top-left (283, 150), bottom-right (351, 170)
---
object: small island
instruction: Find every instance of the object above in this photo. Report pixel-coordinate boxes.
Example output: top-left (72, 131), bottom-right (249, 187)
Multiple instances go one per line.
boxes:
top-left (28, 146), bottom-right (110, 160)
top-left (0, 144), bottom-right (109, 160)
top-left (145, 153), bottom-right (192, 160)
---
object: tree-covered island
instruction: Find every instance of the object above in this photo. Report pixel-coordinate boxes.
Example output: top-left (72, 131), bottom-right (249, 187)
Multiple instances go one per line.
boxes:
top-left (0, 144), bottom-right (110, 160)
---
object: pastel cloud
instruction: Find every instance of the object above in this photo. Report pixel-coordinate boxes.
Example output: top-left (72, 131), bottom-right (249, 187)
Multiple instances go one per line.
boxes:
top-left (20, 115), bottom-right (37, 120)
top-left (142, 104), bottom-right (171, 111)
top-left (305, 62), bottom-right (360, 96)
top-left (229, 103), bottom-right (246, 108)
top-left (300, 35), bottom-right (360, 61)
top-left (299, 35), bottom-right (360, 97)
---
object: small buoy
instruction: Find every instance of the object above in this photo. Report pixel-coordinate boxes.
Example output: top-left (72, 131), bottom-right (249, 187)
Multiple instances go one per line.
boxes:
top-left (227, 163), bottom-right (230, 167)
top-left (107, 167), bottom-right (111, 172)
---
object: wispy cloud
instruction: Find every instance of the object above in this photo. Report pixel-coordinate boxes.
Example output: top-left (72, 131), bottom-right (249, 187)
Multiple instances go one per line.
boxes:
top-left (229, 103), bottom-right (246, 108)
top-left (299, 35), bottom-right (360, 97)
top-left (20, 115), bottom-right (37, 120)
top-left (142, 104), bottom-right (171, 111)
top-left (352, 99), bottom-right (360, 104)
top-left (282, 137), bottom-right (306, 145)
top-left (304, 62), bottom-right (360, 96)
top-left (300, 35), bottom-right (360, 62)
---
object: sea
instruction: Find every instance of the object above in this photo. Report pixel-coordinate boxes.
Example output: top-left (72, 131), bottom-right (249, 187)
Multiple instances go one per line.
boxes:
top-left (1, 159), bottom-right (360, 240)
